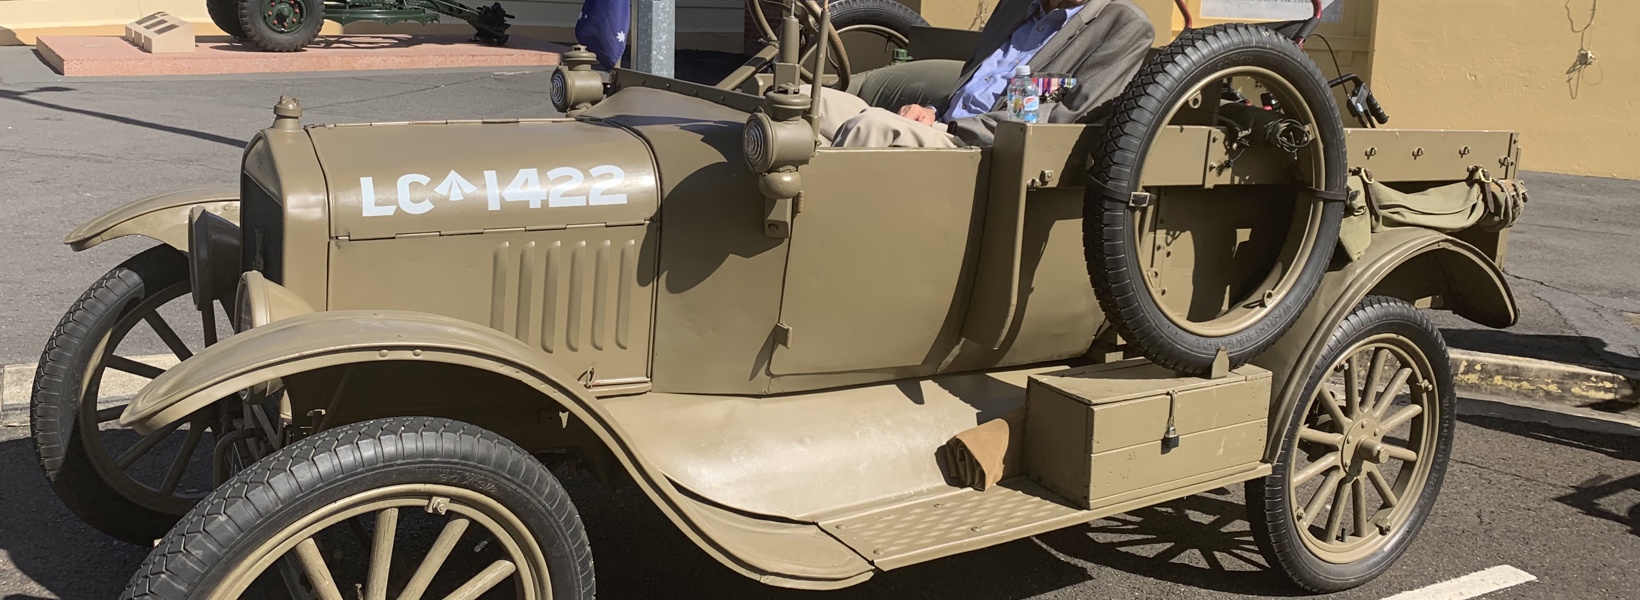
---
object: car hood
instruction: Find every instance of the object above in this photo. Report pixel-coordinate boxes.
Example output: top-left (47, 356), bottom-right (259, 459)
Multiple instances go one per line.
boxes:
top-left (308, 118), bottom-right (659, 241)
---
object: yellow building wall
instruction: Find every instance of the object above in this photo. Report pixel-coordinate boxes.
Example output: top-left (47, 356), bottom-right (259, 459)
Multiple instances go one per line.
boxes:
top-left (922, 0), bottom-right (1635, 180)
top-left (1370, 0), bottom-right (1636, 180)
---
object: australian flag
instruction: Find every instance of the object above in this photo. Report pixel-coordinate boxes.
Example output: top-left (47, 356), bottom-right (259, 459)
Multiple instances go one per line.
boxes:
top-left (575, 0), bottom-right (629, 69)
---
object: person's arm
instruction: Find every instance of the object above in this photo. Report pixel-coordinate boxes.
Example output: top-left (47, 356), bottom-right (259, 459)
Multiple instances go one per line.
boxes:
top-left (946, 4), bottom-right (1156, 146)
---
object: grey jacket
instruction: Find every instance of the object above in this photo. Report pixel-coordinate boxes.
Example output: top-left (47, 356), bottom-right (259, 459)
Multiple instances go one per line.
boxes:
top-left (942, 0), bottom-right (1155, 146)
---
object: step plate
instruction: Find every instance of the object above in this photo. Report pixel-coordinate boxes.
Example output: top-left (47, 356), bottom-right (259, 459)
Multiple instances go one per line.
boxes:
top-left (820, 479), bottom-right (1083, 570)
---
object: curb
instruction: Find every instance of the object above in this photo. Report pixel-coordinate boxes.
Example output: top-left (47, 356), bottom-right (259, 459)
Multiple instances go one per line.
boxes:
top-left (1450, 349), bottom-right (1639, 406)
top-left (0, 354), bottom-right (179, 426)
top-left (0, 362), bottom-right (34, 426)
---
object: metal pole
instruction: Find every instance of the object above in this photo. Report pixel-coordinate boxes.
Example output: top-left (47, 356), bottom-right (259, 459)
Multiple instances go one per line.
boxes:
top-left (633, 0), bottom-right (675, 77)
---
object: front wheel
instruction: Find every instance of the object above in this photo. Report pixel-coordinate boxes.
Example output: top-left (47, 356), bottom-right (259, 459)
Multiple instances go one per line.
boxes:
top-left (1247, 296), bottom-right (1455, 592)
top-left (31, 245), bottom-right (227, 544)
top-left (122, 417), bottom-right (596, 600)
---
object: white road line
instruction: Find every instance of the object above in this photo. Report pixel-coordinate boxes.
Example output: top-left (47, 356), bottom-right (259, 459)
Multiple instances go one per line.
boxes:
top-left (1382, 565), bottom-right (1537, 600)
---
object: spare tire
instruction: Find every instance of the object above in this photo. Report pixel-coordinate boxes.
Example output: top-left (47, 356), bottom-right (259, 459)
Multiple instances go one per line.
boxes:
top-left (1085, 23), bottom-right (1346, 375)
top-left (828, 0), bottom-right (928, 42)
top-left (826, 0), bottom-right (927, 72)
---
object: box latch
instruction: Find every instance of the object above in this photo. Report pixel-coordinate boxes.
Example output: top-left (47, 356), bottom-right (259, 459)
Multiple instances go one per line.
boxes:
top-left (1161, 390), bottom-right (1181, 452)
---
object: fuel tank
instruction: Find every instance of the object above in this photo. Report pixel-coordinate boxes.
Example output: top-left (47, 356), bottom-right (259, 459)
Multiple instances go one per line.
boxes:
top-left (307, 119), bottom-right (660, 241)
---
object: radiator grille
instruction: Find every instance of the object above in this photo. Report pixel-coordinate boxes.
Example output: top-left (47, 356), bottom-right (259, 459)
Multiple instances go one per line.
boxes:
top-left (240, 174), bottom-right (285, 284)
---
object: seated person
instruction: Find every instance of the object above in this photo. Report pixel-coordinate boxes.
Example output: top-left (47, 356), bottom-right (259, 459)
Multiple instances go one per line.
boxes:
top-left (816, 0), bottom-right (1155, 148)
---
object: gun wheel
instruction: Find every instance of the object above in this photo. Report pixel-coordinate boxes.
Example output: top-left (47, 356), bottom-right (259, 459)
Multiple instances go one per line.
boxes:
top-left (237, 0), bottom-right (323, 52)
top-left (1248, 296), bottom-right (1455, 592)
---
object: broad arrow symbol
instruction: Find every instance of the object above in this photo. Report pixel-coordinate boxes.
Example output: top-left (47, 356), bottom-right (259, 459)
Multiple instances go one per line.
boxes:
top-left (434, 170), bottom-right (479, 201)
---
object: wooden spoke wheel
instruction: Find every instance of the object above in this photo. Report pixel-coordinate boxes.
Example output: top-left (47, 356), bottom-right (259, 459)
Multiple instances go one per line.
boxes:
top-left (122, 418), bottom-right (595, 600)
top-left (1248, 296), bottom-right (1455, 592)
top-left (32, 245), bottom-right (234, 544)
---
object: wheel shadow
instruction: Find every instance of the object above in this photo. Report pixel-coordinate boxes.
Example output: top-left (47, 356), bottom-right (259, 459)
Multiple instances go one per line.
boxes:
top-left (1441, 329), bottom-right (1640, 374)
top-left (1035, 488), bottom-right (1306, 597)
top-left (0, 433), bottom-right (148, 600)
top-left (1459, 413), bottom-right (1640, 536)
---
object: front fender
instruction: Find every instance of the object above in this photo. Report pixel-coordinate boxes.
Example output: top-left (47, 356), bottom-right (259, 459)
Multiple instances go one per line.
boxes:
top-left (65, 186), bottom-right (238, 252)
top-left (121, 309), bottom-right (874, 589)
top-left (1252, 227), bottom-right (1517, 461)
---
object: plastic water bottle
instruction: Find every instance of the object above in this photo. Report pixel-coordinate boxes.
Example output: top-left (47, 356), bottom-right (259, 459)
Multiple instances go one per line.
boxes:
top-left (1007, 65), bottom-right (1040, 123)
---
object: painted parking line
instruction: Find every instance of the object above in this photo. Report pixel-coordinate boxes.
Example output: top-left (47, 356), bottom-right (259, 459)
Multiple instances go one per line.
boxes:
top-left (1382, 565), bottom-right (1536, 600)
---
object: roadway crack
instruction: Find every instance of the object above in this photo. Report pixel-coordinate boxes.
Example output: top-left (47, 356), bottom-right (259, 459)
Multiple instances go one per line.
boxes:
top-left (1508, 272), bottom-right (1591, 303)
top-left (0, 146), bottom-right (235, 173)
top-left (302, 74), bottom-right (500, 111)
top-left (1451, 456), bottom-right (1566, 490)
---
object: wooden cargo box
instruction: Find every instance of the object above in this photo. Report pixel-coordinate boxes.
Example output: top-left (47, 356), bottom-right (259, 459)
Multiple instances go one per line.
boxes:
top-left (1025, 360), bottom-right (1272, 509)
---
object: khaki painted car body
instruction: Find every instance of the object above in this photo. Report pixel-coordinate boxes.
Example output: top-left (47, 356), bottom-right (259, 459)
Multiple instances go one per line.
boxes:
top-left (76, 31), bottom-right (1520, 590)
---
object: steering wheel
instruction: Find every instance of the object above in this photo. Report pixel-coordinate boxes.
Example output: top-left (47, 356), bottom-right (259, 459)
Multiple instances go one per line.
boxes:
top-left (747, 0), bottom-right (853, 91)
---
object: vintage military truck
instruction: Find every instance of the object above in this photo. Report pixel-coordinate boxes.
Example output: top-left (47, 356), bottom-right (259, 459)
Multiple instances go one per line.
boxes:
top-left (31, 0), bottom-right (1527, 597)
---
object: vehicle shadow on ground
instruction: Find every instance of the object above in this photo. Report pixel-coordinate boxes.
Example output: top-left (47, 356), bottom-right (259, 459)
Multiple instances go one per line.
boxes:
top-left (568, 476), bottom-right (1303, 599)
top-left (0, 433), bottom-right (149, 600)
top-left (1459, 414), bottom-right (1640, 537)
top-left (1442, 329), bottom-right (1640, 374)
top-left (1036, 488), bottom-right (1305, 597)
top-left (564, 475), bottom-right (1098, 599)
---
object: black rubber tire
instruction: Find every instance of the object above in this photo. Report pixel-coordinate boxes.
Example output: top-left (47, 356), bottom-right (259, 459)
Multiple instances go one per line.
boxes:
top-left (237, 0), bottom-right (323, 52)
top-left (1247, 296), bottom-right (1456, 592)
top-left (122, 417), bottom-right (596, 600)
top-left (206, 0), bottom-right (248, 40)
top-left (828, 0), bottom-right (929, 39)
top-left (1085, 23), bottom-right (1346, 375)
top-left (31, 245), bottom-right (197, 545)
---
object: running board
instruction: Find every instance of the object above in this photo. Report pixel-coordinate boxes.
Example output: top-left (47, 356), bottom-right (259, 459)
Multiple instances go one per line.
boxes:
top-left (818, 464), bottom-right (1270, 571)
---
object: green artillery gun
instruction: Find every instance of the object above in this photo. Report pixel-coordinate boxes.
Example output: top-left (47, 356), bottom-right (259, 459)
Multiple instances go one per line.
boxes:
top-left (206, 0), bottom-right (513, 52)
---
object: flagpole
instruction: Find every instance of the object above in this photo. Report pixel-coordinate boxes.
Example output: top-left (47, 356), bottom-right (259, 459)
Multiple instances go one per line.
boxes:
top-left (633, 0), bottom-right (675, 77)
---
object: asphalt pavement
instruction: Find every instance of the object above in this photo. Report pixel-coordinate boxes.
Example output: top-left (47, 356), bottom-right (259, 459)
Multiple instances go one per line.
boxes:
top-left (0, 46), bottom-right (1637, 599)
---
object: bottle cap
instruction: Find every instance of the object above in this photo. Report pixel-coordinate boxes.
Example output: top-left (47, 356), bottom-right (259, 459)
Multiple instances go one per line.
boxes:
top-left (1014, 65), bottom-right (1031, 77)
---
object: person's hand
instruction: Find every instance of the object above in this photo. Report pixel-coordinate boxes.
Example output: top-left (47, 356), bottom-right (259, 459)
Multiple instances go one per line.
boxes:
top-left (897, 104), bottom-right (937, 126)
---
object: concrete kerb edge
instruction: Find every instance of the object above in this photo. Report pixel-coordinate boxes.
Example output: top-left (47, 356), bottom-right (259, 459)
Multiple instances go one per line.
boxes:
top-left (1450, 348), bottom-right (1639, 408)
top-left (0, 362), bottom-right (33, 426)
top-left (0, 354), bottom-right (178, 426)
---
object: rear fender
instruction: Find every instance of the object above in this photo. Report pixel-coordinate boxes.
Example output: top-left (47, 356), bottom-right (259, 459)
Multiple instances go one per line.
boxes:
top-left (121, 309), bottom-right (873, 589)
top-left (65, 186), bottom-right (239, 252)
top-left (1251, 227), bottom-right (1517, 461)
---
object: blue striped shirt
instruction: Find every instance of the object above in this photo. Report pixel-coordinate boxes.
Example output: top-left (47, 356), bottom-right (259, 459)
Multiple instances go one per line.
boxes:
top-left (945, 1), bottom-right (1086, 122)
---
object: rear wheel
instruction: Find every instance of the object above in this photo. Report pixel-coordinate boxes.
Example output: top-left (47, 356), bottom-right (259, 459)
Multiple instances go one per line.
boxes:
top-left (122, 417), bottom-right (596, 600)
top-left (238, 0), bottom-right (323, 52)
top-left (31, 245), bottom-right (229, 544)
top-left (1247, 296), bottom-right (1455, 592)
